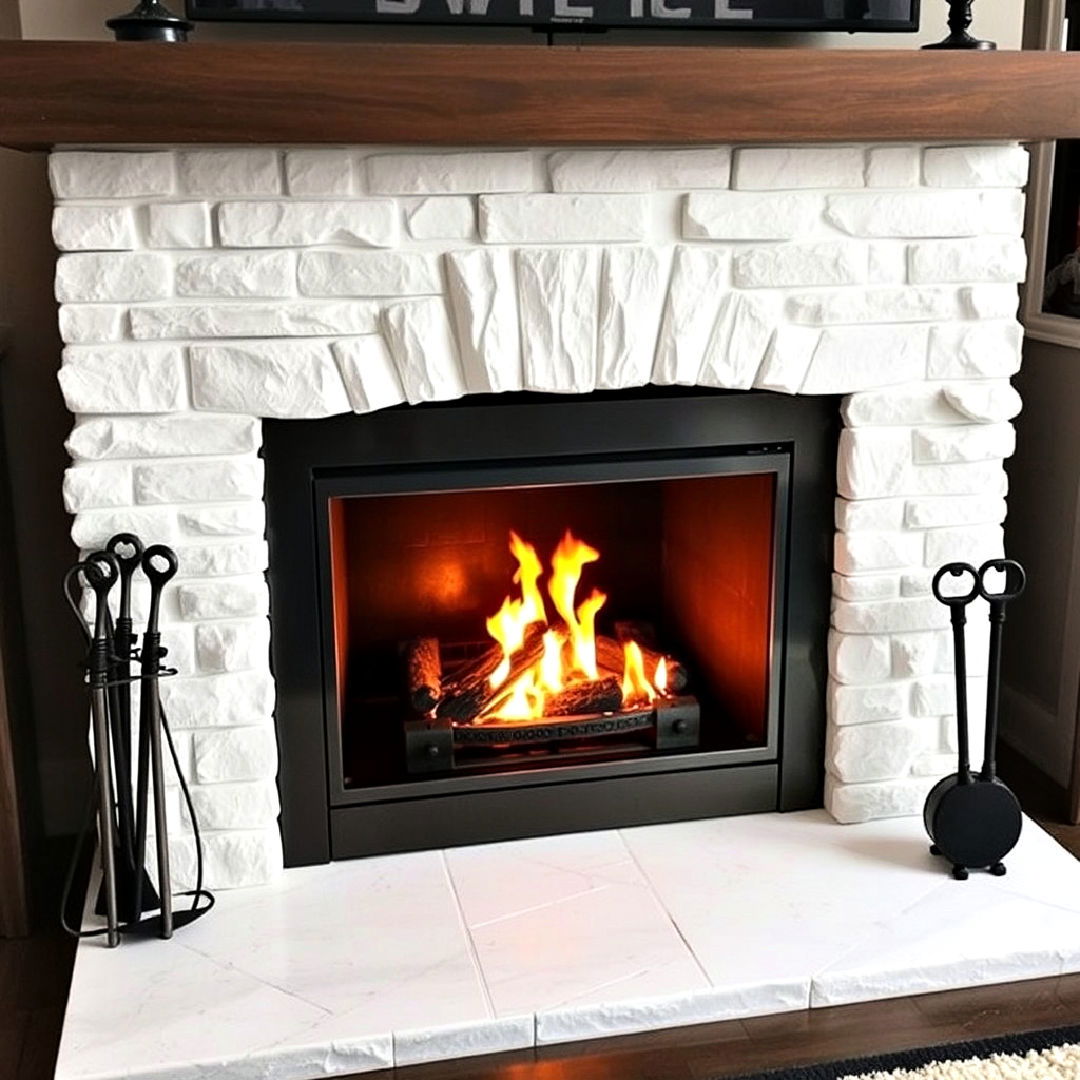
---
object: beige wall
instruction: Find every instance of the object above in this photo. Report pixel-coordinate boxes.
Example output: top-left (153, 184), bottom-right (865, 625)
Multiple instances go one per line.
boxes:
top-left (20, 0), bottom-right (1022, 48)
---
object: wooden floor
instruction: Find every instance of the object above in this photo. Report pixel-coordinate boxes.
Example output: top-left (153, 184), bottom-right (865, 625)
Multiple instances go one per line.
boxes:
top-left (6, 811), bottom-right (1080, 1080)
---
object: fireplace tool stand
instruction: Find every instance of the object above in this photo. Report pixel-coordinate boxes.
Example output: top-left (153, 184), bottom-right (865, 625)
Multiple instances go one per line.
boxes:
top-left (924, 559), bottom-right (1025, 880)
top-left (62, 537), bottom-right (214, 946)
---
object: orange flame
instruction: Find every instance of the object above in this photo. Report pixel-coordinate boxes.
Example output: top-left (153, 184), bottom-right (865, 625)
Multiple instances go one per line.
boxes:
top-left (621, 641), bottom-right (657, 707)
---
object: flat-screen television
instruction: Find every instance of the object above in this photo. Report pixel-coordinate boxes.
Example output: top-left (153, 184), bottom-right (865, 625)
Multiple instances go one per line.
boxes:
top-left (185, 0), bottom-right (920, 32)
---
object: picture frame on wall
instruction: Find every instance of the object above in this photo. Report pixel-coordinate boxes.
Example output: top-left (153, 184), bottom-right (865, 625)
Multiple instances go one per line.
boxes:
top-left (184, 0), bottom-right (920, 33)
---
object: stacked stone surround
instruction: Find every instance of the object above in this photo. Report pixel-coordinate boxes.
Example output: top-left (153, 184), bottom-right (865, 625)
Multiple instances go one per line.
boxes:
top-left (51, 142), bottom-right (1028, 888)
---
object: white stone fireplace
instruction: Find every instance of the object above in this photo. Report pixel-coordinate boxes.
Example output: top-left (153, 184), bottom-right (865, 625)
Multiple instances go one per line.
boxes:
top-left (54, 141), bottom-right (1028, 889)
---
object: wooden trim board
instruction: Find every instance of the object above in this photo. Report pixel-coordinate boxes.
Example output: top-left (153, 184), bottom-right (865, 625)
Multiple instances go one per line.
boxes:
top-left (3, 44), bottom-right (1080, 149)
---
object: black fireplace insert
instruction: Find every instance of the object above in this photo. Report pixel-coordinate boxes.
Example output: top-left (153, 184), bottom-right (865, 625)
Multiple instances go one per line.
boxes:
top-left (264, 389), bottom-right (837, 865)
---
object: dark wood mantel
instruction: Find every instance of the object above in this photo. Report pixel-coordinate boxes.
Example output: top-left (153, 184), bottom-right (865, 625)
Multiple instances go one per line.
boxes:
top-left (1, 42), bottom-right (1080, 150)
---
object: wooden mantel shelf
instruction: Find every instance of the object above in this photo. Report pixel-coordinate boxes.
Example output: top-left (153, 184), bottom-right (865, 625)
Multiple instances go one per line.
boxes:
top-left (2, 42), bottom-right (1080, 150)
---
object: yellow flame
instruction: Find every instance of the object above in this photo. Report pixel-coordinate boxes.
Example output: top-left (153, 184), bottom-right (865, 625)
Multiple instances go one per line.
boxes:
top-left (549, 531), bottom-right (605, 679)
top-left (621, 640), bottom-right (657, 707)
top-left (538, 629), bottom-right (565, 693)
top-left (655, 657), bottom-right (668, 695)
top-left (484, 534), bottom-right (548, 690)
top-left (491, 668), bottom-right (545, 721)
top-left (510, 531), bottom-right (546, 627)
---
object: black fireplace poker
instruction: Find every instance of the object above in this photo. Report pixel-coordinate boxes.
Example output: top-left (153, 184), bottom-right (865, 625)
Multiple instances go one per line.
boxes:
top-left (106, 0), bottom-right (193, 42)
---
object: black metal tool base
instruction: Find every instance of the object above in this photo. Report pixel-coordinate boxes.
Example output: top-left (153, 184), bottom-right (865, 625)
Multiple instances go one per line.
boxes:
top-left (94, 858), bottom-right (159, 923)
top-left (930, 845), bottom-right (1008, 881)
top-left (107, 1), bottom-right (192, 41)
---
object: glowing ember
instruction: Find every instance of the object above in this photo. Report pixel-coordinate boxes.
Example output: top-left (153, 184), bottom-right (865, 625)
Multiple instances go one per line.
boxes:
top-left (479, 529), bottom-right (669, 723)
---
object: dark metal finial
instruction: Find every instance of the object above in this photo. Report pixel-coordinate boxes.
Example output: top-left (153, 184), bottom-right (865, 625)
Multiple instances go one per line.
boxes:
top-left (106, 0), bottom-right (193, 42)
top-left (923, 0), bottom-right (996, 51)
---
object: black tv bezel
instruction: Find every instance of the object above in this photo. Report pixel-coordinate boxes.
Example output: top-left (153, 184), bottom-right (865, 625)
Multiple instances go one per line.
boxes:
top-left (183, 0), bottom-right (920, 33)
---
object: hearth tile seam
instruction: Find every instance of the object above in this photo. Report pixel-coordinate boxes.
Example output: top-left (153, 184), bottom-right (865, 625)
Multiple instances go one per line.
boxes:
top-left (464, 882), bottom-right (619, 930)
top-left (438, 849), bottom-right (501, 1025)
top-left (171, 935), bottom-right (338, 1018)
top-left (617, 828), bottom-right (715, 989)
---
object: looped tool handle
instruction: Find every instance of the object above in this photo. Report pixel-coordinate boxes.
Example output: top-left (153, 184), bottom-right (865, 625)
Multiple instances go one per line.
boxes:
top-left (978, 558), bottom-right (1027, 605)
top-left (932, 562), bottom-right (981, 610)
top-left (83, 553), bottom-right (120, 647)
top-left (141, 545), bottom-right (178, 589)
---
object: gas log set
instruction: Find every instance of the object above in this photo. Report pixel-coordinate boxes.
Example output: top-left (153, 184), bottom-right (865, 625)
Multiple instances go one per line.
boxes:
top-left (404, 531), bottom-right (701, 774)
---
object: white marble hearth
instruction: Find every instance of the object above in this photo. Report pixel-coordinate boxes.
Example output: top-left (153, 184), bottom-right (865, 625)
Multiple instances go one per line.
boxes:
top-left (59, 811), bottom-right (1080, 1080)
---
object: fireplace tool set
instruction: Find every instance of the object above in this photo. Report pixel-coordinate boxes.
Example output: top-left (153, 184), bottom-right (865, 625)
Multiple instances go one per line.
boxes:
top-left (62, 534), bottom-right (214, 947)
top-left (925, 558), bottom-right (1026, 881)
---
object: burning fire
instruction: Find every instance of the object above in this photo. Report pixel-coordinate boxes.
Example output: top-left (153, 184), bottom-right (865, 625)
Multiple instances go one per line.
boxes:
top-left (481, 530), bottom-right (668, 722)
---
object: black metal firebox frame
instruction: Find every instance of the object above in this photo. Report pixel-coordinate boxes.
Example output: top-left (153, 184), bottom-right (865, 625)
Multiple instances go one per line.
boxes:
top-left (264, 389), bottom-right (838, 866)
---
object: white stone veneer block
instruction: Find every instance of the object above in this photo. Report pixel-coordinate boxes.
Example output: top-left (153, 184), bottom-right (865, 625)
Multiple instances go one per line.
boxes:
top-left (52, 206), bottom-right (137, 251)
top-left (58, 345), bottom-right (186, 414)
top-left (367, 151), bottom-right (534, 195)
top-left (147, 202), bottom-right (213, 249)
top-left (71, 507), bottom-right (178, 550)
top-left (160, 670), bottom-right (275, 730)
top-left (407, 197), bottom-right (475, 241)
top-left (835, 498), bottom-right (906, 533)
top-left (178, 503), bottom-right (265, 538)
top-left (218, 200), bottom-right (397, 248)
top-left (189, 779), bottom-right (280, 830)
top-left (928, 323), bottom-right (1023, 379)
top-left (62, 463), bottom-right (134, 512)
top-left (333, 336), bottom-right (407, 414)
top-left (56, 252), bottom-right (171, 303)
top-left (825, 774), bottom-right (932, 823)
top-left (943, 381), bottom-right (1023, 423)
top-left (698, 293), bottom-right (775, 391)
top-left (754, 326), bottom-right (819, 394)
top-left (383, 298), bottom-right (467, 405)
top-left (134, 458), bottom-right (265, 505)
top-left (829, 631), bottom-right (892, 685)
top-left (193, 727), bottom-right (278, 783)
top-left (175, 251), bottom-right (295, 298)
top-left (597, 246), bottom-right (668, 391)
top-left (444, 249), bottom-right (523, 394)
top-left (652, 246), bottom-right (730, 386)
top-left (298, 250), bottom-right (441, 297)
top-left (177, 579), bottom-right (269, 621)
top-left (923, 145), bottom-right (1030, 188)
top-left (549, 148), bottom-right (732, 192)
top-left (480, 193), bottom-right (647, 244)
top-left (842, 384), bottom-right (972, 427)
top-left (801, 325), bottom-right (929, 394)
top-left (733, 147), bottom-right (865, 190)
top-left (284, 150), bottom-right (356, 196)
top-left (786, 287), bottom-right (964, 326)
top-left (131, 301), bottom-right (380, 341)
top-left (175, 539), bottom-right (269, 578)
top-left (865, 147), bottom-right (921, 189)
top-left (827, 722), bottom-right (921, 783)
top-left (58, 305), bottom-right (127, 345)
top-left (908, 237), bottom-right (1027, 284)
top-left (196, 619), bottom-right (271, 674)
top-left (200, 829), bottom-right (282, 889)
top-left (49, 151), bottom-right (175, 199)
top-left (67, 414), bottom-right (261, 462)
top-left (913, 424), bottom-right (1016, 465)
top-left (683, 192), bottom-right (819, 240)
top-left (904, 495), bottom-right (1007, 530)
top-left (825, 191), bottom-right (1023, 238)
top-left (734, 244), bottom-right (867, 289)
top-left (177, 150), bottom-right (282, 197)
top-left (190, 342), bottom-right (352, 418)
top-left (834, 532), bottom-right (924, 575)
top-left (828, 681), bottom-right (907, 726)
top-left (516, 247), bottom-right (599, 394)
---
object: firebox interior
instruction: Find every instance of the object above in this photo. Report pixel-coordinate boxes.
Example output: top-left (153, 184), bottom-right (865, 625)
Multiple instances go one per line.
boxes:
top-left (327, 469), bottom-right (777, 792)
